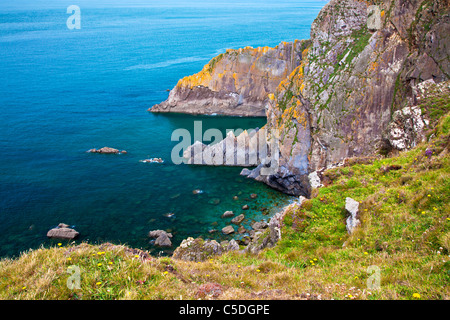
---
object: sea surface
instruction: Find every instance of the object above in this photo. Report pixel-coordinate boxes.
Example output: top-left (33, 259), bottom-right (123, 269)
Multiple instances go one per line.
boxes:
top-left (0, 0), bottom-right (325, 258)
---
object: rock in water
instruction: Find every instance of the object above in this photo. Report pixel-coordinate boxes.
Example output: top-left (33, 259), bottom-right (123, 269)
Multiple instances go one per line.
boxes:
top-left (221, 211), bottom-right (234, 218)
top-left (345, 197), bottom-right (360, 234)
top-left (240, 168), bottom-right (252, 176)
top-left (222, 225), bottom-right (235, 235)
top-left (47, 225), bottom-right (79, 240)
top-left (148, 230), bottom-right (173, 247)
top-left (88, 147), bottom-right (126, 154)
top-left (231, 214), bottom-right (245, 225)
top-left (154, 233), bottom-right (172, 247)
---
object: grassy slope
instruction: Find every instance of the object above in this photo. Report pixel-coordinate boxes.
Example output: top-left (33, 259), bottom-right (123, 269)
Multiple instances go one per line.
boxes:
top-left (1, 111), bottom-right (449, 300)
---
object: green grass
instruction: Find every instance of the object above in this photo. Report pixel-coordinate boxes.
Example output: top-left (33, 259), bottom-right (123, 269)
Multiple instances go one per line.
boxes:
top-left (1, 110), bottom-right (449, 300)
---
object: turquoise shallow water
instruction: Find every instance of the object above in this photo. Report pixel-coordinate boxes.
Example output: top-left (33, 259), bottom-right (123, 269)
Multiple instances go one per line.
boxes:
top-left (0, 0), bottom-right (325, 257)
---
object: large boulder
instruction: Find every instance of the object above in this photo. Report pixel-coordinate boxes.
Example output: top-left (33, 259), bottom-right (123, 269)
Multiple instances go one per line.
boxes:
top-left (149, 230), bottom-right (173, 247)
top-left (345, 197), bottom-right (360, 234)
top-left (47, 224), bottom-right (79, 240)
top-left (222, 225), bottom-right (235, 235)
top-left (387, 106), bottom-right (427, 150)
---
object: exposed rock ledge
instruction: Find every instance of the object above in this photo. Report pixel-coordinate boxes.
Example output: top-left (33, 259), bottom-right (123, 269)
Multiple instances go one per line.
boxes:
top-left (150, 40), bottom-right (310, 116)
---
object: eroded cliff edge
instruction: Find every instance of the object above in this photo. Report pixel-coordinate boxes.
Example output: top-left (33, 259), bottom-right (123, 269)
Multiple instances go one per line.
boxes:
top-left (151, 0), bottom-right (450, 197)
top-left (150, 40), bottom-right (310, 116)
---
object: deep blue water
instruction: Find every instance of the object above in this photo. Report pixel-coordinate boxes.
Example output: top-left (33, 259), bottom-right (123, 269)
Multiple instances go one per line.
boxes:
top-left (0, 0), bottom-right (325, 258)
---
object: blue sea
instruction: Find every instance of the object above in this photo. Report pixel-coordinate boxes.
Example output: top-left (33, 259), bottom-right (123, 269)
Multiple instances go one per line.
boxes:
top-left (0, 0), bottom-right (325, 258)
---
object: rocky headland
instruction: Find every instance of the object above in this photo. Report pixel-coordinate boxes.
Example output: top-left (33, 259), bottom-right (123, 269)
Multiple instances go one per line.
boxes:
top-left (150, 40), bottom-right (310, 116)
top-left (152, 0), bottom-right (449, 199)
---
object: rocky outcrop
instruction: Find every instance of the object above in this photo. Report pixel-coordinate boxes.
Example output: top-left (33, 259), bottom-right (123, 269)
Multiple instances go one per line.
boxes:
top-left (387, 106), bottom-right (428, 150)
top-left (172, 237), bottom-right (239, 261)
top-left (345, 197), bottom-right (360, 234)
top-left (244, 0), bottom-right (449, 196)
top-left (183, 128), bottom-right (268, 166)
top-left (150, 40), bottom-right (311, 116)
top-left (153, 0), bottom-right (449, 197)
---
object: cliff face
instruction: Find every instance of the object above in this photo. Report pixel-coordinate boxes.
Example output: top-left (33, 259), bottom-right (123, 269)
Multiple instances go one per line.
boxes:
top-left (150, 40), bottom-right (310, 116)
top-left (152, 0), bottom-right (450, 196)
top-left (249, 0), bottom-right (449, 196)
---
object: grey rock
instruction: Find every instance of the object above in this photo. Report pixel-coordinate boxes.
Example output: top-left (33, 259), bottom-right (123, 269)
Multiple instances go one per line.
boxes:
top-left (227, 239), bottom-right (239, 251)
top-left (252, 221), bottom-right (268, 230)
top-left (345, 197), bottom-right (360, 234)
top-left (221, 211), bottom-right (234, 218)
top-left (154, 233), bottom-right (172, 247)
top-left (47, 227), bottom-right (79, 240)
top-left (231, 214), bottom-right (245, 225)
top-left (149, 229), bottom-right (173, 247)
top-left (222, 225), bottom-right (235, 235)
top-left (148, 230), bottom-right (173, 239)
top-left (240, 168), bottom-right (252, 176)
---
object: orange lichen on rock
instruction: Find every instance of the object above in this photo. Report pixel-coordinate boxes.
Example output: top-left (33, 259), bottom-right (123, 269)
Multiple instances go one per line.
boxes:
top-left (176, 64), bottom-right (213, 89)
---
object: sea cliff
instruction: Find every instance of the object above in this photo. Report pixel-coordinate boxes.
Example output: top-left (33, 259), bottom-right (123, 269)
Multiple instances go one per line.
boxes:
top-left (150, 40), bottom-right (310, 116)
top-left (152, 0), bottom-right (450, 197)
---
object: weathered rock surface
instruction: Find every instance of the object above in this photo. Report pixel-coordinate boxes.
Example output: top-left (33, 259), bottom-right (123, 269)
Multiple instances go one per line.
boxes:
top-left (245, 0), bottom-right (449, 196)
top-left (172, 237), bottom-right (239, 261)
top-left (387, 106), bottom-right (428, 150)
top-left (345, 197), bottom-right (360, 234)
